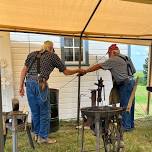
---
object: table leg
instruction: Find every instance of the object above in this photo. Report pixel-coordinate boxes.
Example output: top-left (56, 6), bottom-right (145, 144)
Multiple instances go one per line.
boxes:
top-left (26, 125), bottom-right (35, 149)
top-left (95, 115), bottom-right (100, 152)
top-left (80, 118), bottom-right (85, 152)
top-left (12, 116), bottom-right (17, 152)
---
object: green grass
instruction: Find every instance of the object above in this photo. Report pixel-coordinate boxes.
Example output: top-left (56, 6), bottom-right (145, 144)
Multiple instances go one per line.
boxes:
top-left (135, 82), bottom-right (151, 117)
top-left (4, 71), bottom-right (152, 152)
top-left (133, 71), bottom-right (151, 117)
top-left (136, 85), bottom-right (147, 104)
top-left (134, 71), bottom-right (144, 78)
top-left (4, 119), bottom-right (152, 152)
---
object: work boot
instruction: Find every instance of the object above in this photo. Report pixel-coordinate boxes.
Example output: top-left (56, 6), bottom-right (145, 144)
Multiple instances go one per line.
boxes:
top-left (37, 136), bottom-right (57, 144)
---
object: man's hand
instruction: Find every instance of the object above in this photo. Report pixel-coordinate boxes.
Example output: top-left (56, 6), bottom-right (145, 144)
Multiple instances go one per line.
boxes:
top-left (19, 86), bottom-right (25, 97)
top-left (19, 66), bottom-right (28, 97)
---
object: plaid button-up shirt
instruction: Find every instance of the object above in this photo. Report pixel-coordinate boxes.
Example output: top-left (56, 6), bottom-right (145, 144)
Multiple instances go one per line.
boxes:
top-left (25, 50), bottom-right (66, 80)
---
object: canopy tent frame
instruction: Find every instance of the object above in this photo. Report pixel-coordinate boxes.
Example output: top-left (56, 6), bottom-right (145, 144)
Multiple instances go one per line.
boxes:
top-left (1, 0), bottom-right (152, 151)
top-left (77, 0), bottom-right (102, 126)
top-left (147, 44), bottom-right (152, 114)
top-left (1, 30), bottom-right (152, 48)
top-left (1, 0), bottom-right (152, 45)
top-left (1, 29), bottom-right (152, 44)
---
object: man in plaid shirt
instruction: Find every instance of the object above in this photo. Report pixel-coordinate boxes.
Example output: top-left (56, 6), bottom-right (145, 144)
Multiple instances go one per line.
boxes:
top-left (19, 40), bottom-right (84, 144)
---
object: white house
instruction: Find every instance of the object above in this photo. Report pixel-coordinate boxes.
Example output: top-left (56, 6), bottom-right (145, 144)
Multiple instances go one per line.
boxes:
top-left (0, 31), bottom-right (129, 120)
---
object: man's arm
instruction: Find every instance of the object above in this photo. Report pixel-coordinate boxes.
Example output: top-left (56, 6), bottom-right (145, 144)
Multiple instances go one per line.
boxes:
top-left (76, 64), bottom-right (101, 76)
top-left (19, 66), bottom-right (28, 96)
top-left (63, 68), bottom-right (84, 75)
top-left (85, 64), bottom-right (101, 74)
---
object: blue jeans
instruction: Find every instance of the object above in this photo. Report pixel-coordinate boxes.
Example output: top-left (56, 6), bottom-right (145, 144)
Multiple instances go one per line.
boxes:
top-left (118, 79), bottom-right (135, 130)
top-left (26, 79), bottom-right (50, 138)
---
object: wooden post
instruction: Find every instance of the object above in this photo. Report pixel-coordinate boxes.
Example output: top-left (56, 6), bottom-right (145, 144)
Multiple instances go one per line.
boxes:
top-left (126, 77), bottom-right (139, 112)
top-left (147, 44), bottom-right (152, 114)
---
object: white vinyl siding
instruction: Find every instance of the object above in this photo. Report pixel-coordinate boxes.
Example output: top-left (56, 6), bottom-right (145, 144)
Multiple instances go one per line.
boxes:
top-left (10, 32), bottom-right (128, 119)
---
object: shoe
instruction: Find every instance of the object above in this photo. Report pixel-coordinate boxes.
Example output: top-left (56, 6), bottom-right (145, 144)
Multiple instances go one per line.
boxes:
top-left (37, 136), bottom-right (57, 144)
top-left (119, 140), bottom-right (125, 148)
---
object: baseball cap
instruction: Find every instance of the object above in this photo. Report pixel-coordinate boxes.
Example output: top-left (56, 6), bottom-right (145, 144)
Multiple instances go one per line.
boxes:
top-left (107, 44), bottom-right (119, 54)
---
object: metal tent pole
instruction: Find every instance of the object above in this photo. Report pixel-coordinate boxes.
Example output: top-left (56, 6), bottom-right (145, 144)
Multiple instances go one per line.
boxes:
top-left (77, 36), bottom-right (82, 125)
top-left (77, 0), bottom-right (102, 125)
top-left (0, 69), bottom-right (4, 152)
top-left (147, 43), bottom-right (152, 114)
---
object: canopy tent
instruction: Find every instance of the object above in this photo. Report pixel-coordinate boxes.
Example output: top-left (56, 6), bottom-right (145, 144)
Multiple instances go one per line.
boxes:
top-left (0, 0), bottom-right (152, 45)
top-left (0, 0), bottom-right (152, 151)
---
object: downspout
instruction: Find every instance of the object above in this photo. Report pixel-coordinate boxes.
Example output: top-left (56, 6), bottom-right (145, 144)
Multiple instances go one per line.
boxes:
top-left (77, 0), bottom-right (102, 125)
top-left (147, 43), bottom-right (152, 114)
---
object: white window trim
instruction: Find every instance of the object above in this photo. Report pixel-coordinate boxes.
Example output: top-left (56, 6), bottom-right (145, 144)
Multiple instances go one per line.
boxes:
top-left (61, 37), bottom-right (87, 65)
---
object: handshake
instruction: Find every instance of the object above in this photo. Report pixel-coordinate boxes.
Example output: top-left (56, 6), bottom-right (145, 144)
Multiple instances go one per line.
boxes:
top-left (75, 64), bottom-right (99, 76)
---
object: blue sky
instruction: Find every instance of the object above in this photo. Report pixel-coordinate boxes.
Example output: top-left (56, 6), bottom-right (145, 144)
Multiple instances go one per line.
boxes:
top-left (130, 45), bottom-right (149, 71)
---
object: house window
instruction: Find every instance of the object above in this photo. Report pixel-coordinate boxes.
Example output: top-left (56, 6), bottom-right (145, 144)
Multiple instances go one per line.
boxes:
top-left (61, 37), bottom-right (88, 65)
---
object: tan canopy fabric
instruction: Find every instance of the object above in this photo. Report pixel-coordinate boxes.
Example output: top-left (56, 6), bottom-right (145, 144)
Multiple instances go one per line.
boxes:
top-left (0, 0), bottom-right (152, 45)
top-left (0, 1), bottom-right (152, 150)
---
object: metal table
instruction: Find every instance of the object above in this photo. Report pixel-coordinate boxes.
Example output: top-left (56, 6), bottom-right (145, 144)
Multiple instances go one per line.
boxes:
top-left (80, 106), bottom-right (125, 152)
top-left (3, 111), bottom-right (34, 152)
